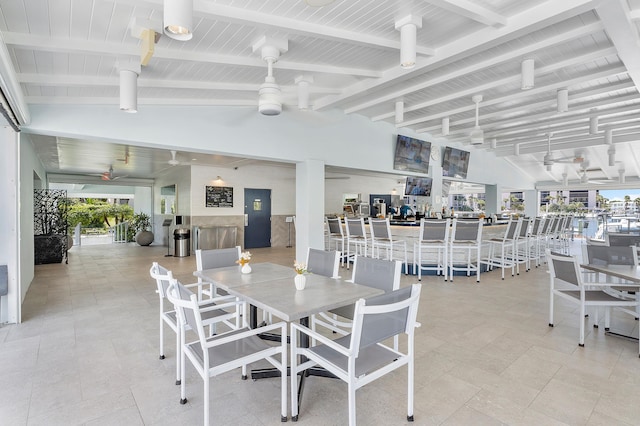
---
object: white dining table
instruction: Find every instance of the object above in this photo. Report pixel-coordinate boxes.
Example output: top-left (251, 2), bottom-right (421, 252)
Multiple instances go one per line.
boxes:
top-left (194, 262), bottom-right (385, 403)
top-left (580, 262), bottom-right (640, 341)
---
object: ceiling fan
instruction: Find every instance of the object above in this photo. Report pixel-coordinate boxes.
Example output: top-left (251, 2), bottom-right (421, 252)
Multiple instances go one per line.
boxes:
top-left (542, 133), bottom-right (584, 168)
top-left (100, 165), bottom-right (127, 181)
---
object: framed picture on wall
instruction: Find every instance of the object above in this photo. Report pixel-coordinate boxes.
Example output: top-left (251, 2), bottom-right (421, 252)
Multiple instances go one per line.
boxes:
top-left (205, 186), bottom-right (233, 207)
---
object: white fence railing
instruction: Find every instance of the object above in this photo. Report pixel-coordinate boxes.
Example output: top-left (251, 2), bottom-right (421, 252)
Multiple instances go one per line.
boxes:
top-left (111, 222), bottom-right (129, 243)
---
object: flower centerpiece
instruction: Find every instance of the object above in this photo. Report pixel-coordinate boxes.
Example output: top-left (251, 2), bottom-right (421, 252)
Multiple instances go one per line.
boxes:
top-left (237, 251), bottom-right (252, 274)
top-left (293, 261), bottom-right (307, 290)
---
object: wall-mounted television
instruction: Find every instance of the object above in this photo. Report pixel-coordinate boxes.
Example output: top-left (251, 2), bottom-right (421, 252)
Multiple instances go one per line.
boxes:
top-left (394, 135), bottom-right (431, 174)
top-left (404, 176), bottom-right (433, 196)
top-left (442, 146), bottom-right (470, 179)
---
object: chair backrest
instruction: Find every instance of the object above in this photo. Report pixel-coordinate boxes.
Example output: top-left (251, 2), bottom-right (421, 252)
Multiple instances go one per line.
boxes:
top-left (547, 250), bottom-right (581, 288)
top-left (607, 233), bottom-right (640, 247)
top-left (451, 219), bottom-right (483, 242)
top-left (150, 261), bottom-right (173, 298)
top-left (166, 279), bottom-right (207, 344)
top-left (345, 217), bottom-right (366, 238)
top-left (195, 246), bottom-right (241, 271)
top-left (545, 217), bottom-right (558, 235)
top-left (350, 284), bottom-right (422, 356)
top-left (585, 244), bottom-right (638, 266)
top-left (326, 217), bottom-right (343, 236)
top-left (531, 217), bottom-right (544, 236)
top-left (419, 219), bottom-right (450, 242)
top-left (369, 218), bottom-right (391, 240)
top-left (350, 256), bottom-right (401, 292)
top-left (306, 248), bottom-right (340, 278)
top-left (518, 217), bottom-right (530, 239)
top-left (503, 218), bottom-right (520, 240)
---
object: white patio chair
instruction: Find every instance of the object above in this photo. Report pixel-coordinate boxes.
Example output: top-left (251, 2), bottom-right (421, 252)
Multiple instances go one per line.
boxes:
top-left (195, 246), bottom-right (241, 299)
top-left (149, 262), bottom-right (240, 386)
top-left (166, 279), bottom-right (288, 424)
top-left (414, 218), bottom-right (450, 281)
top-left (547, 250), bottom-right (640, 354)
top-left (369, 218), bottom-right (408, 274)
top-left (291, 284), bottom-right (422, 425)
top-left (449, 219), bottom-right (483, 282)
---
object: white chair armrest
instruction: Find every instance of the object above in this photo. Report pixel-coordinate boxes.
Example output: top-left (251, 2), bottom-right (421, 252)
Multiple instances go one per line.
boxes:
top-left (290, 323), bottom-right (351, 356)
top-left (203, 322), bottom-right (286, 348)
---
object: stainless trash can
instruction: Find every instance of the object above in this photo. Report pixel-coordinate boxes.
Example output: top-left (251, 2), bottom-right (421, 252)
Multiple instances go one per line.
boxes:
top-left (174, 228), bottom-right (191, 257)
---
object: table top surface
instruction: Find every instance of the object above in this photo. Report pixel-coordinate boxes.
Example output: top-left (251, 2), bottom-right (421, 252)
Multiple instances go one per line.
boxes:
top-left (196, 262), bottom-right (384, 322)
top-left (581, 263), bottom-right (640, 283)
top-left (195, 262), bottom-right (295, 290)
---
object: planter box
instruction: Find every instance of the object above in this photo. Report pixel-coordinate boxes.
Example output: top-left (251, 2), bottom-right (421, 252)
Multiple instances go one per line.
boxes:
top-left (34, 235), bottom-right (65, 264)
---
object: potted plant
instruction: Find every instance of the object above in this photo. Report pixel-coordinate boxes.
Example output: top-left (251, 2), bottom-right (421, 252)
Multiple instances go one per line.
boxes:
top-left (131, 212), bottom-right (154, 246)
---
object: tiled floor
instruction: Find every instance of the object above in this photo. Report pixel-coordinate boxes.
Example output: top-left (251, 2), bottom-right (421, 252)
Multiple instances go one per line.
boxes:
top-left (2, 241), bottom-right (640, 425)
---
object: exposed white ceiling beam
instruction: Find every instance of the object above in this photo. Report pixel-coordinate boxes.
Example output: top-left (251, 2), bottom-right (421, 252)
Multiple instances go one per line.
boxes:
top-left (440, 94), bottom-right (640, 139)
top-left (426, 0), bottom-right (508, 27)
top-left (314, 0), bottom-right (598, 110)
top-left (17, 73), bottom-right (342, 94)
top-left (406, 64), bottom-right (627, 128)
top-left (360, 23), bottom-right (607, 117)
top-left (373, 46), bottom-right (617, 122)
top-left (493, 129), bottom-right (640, 156)
top-left (117, 0), bottom-right (435, 56)
top-left (596, 0), bottom-right (640, 90)
top-left (416, 79), bottom-right (635, 133)
top-left (24, 96), bottom-right (259, 107)
top-left (2, 32), bottom-right (381, 78)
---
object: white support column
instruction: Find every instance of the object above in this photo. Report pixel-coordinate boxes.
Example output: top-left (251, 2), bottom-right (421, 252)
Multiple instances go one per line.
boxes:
top-left (295, 159), bottom-right (325, 262)
top-left (485, 184), bottom-right (501, 217)
top-left (524, 189), bottom-right (538, 218)
top-left (0, 126), bottom-right (19, 323)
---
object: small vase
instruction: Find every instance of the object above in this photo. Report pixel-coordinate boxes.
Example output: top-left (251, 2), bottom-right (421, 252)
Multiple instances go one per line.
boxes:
top-left (295, 274), bottom-right (306, 290)
top-left (241, 263), bottom-right (252, 274)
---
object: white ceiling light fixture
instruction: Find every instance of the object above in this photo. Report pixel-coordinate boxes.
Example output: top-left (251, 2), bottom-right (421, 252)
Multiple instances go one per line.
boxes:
top-left (521, 58), bottom-right (534, 90)
top-left (604, 128), bottom-right (613, 145)
top-left (557, 88), bottom-right (569, 113)
top-left (118, 60), bottom-right (141, 113)
top-left (608, 144), bottom-right (616, 167)
top-left (395, 100), bottom-right (404, 124)
top-left (562, 172), bottom-right (568, 187)
top-left (514, 143), bottom-right (520, 156)
top-left (253, 37), bottom-right (288, 116)
top-left (295, 75), bottom-right (313, 110)
top-left (395, 15), bottom-right (422, 69)
top-left (619, 168), bottom-right (626, 184)
top-left (589, 113), bottom-right (599, 134)
top-left (543, 133), bottom-right (554, 166)
top-left (163, 0), bottom-right (193, 41)
top-left (442, 117), bottom-right (450, 136)
top-left (469, 95), bottom-right (484, 145)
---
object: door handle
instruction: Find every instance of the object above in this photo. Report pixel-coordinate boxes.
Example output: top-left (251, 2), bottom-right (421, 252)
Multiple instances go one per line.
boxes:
top-left (244, 214), bottom-right (249, 226)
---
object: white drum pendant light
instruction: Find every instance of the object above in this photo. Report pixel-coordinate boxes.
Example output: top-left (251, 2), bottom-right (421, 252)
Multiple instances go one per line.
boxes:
top-left (164, 0), bottom-right (193, 41)
top-left (557, 88), bottom-right (569, 113)
top-left (521, 59), bottom-right (534, 90)
top-left (395, 15), bottom-right (422, 69)
top-left (469, 95), bottom-right (484, 145)
top-left (395, 101), bottom-right (404, 124)
top-left (442, 117), bottom-right (450, 136)
top-left (119, 69), bottom-right (138, 113)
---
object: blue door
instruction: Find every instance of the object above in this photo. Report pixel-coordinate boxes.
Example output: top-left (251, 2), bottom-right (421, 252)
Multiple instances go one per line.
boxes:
top-left (244, 188), bottom-right (271, 248)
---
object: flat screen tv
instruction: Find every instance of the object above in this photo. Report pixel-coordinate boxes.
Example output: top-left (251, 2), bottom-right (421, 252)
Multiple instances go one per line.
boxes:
top-left (394, 135), bottom-right (431, 174)
top-left (404, 176), bottom-right (433, 196)
top-left (442, 146), bottom-right (470, 179)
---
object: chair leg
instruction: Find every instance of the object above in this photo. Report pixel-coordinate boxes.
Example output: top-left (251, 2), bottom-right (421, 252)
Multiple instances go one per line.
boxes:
top-left (407, 351), bottom-right (414, 422)
top-left (348, 381), bottom-right (357, 426)
top-left (290, 331), bottom-right (299, 422)
top-left (175, 327), bottom-right (181, 385)
top-left (203, 374), bottom-right (210, 425)
top-left (159, 313), bottom-right (165, 360)
top-left (579, 303), bottom-right (585, 347)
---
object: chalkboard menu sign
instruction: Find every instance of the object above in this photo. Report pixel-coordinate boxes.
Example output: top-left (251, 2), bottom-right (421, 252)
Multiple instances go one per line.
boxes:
top-left (205, 186), bottom-right (233, 207)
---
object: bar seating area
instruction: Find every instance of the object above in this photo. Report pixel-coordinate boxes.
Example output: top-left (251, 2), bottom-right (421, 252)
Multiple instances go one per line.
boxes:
top-left (325, 214), bottom-right (579, 282)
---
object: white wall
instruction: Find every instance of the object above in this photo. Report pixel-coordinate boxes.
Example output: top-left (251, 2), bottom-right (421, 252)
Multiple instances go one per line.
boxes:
top-left (23, 105), bottom-right (535, 191)
top-left (153, 165), bottom-right (191, 244)
top-left (190, 164), bottom-right (296, 216)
